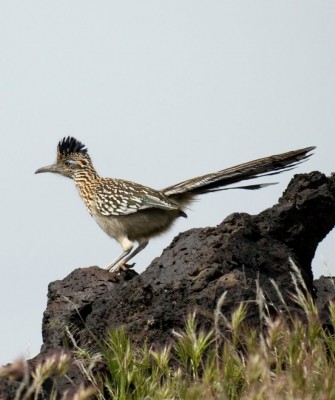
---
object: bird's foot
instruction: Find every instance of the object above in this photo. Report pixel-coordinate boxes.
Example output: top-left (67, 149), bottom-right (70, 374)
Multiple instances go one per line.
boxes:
top-left (108, 261), bottom-right (136, 274)
top-left (108, 262), bottom-right (138, 281)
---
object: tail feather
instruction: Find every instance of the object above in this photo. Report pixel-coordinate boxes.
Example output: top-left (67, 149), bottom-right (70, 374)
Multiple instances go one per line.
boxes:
top-left (204, 182), bottom-right (278, 193)
top-left (163, 146), bottom-right (315, 198)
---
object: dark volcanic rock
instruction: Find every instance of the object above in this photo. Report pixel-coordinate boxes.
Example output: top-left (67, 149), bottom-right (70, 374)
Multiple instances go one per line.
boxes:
top-left (2, 171), bottom-right (335, 398)
top-left (41, 266), bottom-right (119, 353)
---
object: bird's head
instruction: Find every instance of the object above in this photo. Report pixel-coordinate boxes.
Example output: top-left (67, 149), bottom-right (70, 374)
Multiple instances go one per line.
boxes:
top-left (35, 136), bottom-right (93, 179)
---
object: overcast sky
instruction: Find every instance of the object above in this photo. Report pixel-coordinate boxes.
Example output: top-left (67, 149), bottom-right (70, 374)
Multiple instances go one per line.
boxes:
top-left (0, 1), bottom-right (334, 364)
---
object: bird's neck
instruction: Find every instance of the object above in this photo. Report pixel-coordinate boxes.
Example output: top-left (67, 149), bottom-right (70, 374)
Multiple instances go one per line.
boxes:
top-left (73, 166), bottom-right (100, 215)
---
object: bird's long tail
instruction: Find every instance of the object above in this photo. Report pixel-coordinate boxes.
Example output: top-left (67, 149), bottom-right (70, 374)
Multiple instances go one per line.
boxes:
top-left (163, 146), bottom-right (315, 200)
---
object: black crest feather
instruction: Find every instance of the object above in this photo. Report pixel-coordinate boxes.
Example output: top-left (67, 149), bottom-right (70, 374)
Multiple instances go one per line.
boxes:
top-left (58, 137), bottom-right (88, 156)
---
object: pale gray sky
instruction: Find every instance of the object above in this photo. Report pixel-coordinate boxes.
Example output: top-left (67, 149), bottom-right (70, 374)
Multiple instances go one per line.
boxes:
top-left (0, 1), bottom-right (334, 364)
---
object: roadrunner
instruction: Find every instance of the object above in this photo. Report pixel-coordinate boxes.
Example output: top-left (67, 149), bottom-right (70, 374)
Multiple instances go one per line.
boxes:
top-left (35, 137), bottom-right (315, 272)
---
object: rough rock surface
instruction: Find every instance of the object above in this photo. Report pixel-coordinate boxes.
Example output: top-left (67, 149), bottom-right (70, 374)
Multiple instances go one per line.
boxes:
top-left (1, 171), bottom-right (335, 398)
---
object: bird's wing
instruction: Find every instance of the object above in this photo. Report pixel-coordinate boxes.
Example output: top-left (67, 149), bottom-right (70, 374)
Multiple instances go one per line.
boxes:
top-left (95, 179), bottom-right (179, 216)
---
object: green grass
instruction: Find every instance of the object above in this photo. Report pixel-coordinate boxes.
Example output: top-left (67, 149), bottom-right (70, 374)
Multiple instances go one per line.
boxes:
top-left (2, 266), bottom-right (335, 399)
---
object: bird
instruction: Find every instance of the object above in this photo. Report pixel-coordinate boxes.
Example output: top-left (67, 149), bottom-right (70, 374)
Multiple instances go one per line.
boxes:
top-left (35, 137), bottom-right (315, 273)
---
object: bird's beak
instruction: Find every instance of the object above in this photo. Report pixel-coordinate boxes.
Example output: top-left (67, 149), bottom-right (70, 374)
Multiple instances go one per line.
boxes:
top-left (35, 164), bottom-right (60, 174)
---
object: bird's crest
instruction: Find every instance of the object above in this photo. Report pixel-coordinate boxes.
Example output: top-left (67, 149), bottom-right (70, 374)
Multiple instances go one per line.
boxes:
top-left (57, 137), bottom-right (88, 158)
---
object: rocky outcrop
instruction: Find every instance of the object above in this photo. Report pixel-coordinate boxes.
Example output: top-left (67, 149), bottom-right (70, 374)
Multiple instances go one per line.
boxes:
top-left (1, 171), bottom-right (335, 398)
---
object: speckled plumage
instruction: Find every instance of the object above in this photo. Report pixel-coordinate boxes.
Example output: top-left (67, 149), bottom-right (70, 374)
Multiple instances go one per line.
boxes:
top-left (35, 136), bottom-right (315, 272)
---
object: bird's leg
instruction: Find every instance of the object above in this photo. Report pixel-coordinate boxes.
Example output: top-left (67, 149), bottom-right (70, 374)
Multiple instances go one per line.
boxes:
top-left (105, 237), bottom-right (133, 271)
top-left (122, 239), bottom-right (149, 265)
top-left (109, 239), bottom-right (149, 273)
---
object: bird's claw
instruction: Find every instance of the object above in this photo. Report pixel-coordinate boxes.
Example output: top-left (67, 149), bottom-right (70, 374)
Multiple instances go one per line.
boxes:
top-left (108, 262), bottom-right (136, 274)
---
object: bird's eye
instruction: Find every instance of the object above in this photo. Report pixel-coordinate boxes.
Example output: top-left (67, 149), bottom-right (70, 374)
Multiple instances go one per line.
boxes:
top-left (65, 160), bottom-right (76, 167)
